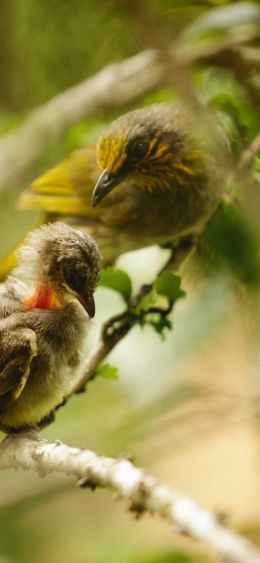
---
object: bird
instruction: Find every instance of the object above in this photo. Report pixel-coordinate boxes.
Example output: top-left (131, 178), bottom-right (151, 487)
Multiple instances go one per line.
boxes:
top-left (0, 103), bottom-right (225, 276)
top-left (0, 222), bottom-right (102, 433)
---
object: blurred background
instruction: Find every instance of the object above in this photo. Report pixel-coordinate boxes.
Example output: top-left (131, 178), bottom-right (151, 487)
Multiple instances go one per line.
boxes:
top-left (0, 1), bottom-right (260, 562)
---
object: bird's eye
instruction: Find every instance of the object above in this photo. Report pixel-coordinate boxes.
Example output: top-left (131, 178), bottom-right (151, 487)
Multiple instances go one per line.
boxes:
top-left (126, 139), bottom-right (148, 162)
top-left (63, 264), bottom-right (87, 293)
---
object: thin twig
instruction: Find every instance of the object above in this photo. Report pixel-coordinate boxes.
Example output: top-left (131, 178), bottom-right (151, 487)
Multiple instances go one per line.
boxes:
top-left (237, 133), bottom-right (260, 175)
top-left (71, 312), bottom-right (132, 394)
top-left (0, 434), bottom-right (259, 563)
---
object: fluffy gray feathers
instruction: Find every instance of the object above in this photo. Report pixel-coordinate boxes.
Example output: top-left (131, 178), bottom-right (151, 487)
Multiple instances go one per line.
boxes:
top-left (0, 222), bottom-right (102, 432)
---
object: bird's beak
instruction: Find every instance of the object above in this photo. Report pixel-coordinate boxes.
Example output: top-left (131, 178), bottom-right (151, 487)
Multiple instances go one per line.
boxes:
top-left (78, 292), bottom-right (96, 318)
top-left (92, 169), bottom-right (122, 208)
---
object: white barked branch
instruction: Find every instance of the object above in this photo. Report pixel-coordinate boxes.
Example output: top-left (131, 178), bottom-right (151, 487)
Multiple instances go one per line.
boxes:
top-left (1, 434), bottom-right (260, 563)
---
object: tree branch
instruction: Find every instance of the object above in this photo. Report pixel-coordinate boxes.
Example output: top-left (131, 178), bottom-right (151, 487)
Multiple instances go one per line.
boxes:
top-left (0, 434), bottom-right (259, 563)
top-left (0, 49), bottom-right (167, 191)
top-left (177, 30), bottom-right (260, 107)
top-left (71, 340), bottom-right (112, 393)
top-left (0, 21), bottom-right (258, 194)
top-left (237, 133), bottom-right (260, 176)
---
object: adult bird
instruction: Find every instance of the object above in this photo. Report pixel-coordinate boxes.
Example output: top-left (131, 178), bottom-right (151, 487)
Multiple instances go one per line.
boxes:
top-left (0, 222), bottom-right (102, 433)
top-left (0, 103), bottom-right (225, 275)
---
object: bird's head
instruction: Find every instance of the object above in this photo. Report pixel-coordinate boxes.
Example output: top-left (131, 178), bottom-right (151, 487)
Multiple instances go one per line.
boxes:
top-left (20, 223), bottom-right (102, 317)
top-left (92, 103), bottom-right (203, 207)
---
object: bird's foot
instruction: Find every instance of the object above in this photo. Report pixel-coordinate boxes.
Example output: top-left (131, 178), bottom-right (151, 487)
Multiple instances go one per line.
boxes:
top-left (160, 234), bottom-right (198, 273)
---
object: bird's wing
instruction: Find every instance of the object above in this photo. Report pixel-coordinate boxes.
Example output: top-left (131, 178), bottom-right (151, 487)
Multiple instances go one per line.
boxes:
top-left (0, 326), bottom-right (37, 413)
top-left (0, 279), bottom-right (26, 321)
top-left (19, 145), bottom-right (100, 216)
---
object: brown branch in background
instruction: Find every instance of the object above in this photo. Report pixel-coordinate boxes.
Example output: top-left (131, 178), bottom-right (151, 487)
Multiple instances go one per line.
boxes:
top-left (227, 132), bottom-right (260, 191)
top-left (237, 133), bottom-right (260, 175)
top-left (178, 30), bottom-right (260, 107)
top-left (1, 435), bottom-right (260, 563)
top-left (0, 49), bottom-right (167, 192)
top-left (178, 31), bottom-right (260, 69)
top-left (120, 0), bottom-right (204, 114)
top-left (198, 46), bottom-right (260, 107)
top-left (0, 14), bottom-right (258, 194)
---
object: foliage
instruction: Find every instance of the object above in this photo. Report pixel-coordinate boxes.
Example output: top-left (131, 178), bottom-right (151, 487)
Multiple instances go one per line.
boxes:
top-left (100, 267), bottom-right (132, 303)
top-left (100, 267), bottom-right (186, 338)
top-left (155, 272), bottom-right (186, 302)
top-left (201, 200), bottom-right (260, 286)
top-left (95, 363), bottom-right (120, 380)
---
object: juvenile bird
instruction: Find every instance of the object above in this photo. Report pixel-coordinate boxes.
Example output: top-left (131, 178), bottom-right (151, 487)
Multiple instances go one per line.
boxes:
top-left (0, 222), bottom-right (102, 433)
top-left (0, 103), bottom-right (225, 275)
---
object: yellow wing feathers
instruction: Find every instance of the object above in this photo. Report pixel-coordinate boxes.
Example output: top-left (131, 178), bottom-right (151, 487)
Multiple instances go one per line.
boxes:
top-left (19, 146), bottom-right (99, 216)
top-left (0, 251), bottom-right (17, 280)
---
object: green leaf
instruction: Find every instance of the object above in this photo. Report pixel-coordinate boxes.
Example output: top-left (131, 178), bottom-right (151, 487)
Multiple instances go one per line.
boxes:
top-left (100, 267), bottom-right (132, 302)
top-left (155, 272), bottom-right (186, 302)
top-left (95, 363), bottom-right (119, 380)
top-left (146, 315), bottom-right (172, 339)
top-left (134, 288), bottom-right (157, 314)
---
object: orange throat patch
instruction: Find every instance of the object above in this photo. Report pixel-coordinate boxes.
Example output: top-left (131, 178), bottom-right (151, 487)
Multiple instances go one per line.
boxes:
top-left (23, 281), bottom-right (60, 311)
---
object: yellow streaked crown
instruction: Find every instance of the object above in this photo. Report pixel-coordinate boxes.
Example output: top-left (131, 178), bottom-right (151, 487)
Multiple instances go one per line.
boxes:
top-left (96, 133), bottom-right (127, 174)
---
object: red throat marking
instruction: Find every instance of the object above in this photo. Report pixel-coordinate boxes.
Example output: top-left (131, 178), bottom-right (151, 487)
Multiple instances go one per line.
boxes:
top-left (23, 281), bottom-right (59, 311)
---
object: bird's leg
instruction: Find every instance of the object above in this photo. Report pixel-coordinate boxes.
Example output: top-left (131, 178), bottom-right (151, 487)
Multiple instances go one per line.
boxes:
top-left (159, 234), bottom-right (198, 273)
